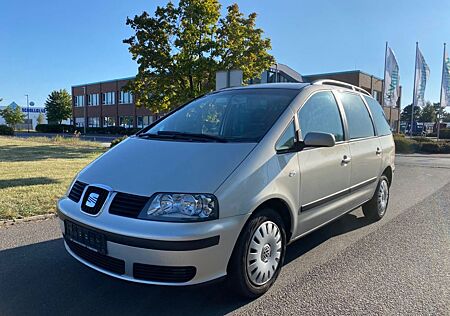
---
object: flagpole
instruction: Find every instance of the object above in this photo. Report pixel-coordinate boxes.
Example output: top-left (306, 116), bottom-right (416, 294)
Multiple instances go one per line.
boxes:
top-left (383, 42), bottom-right (393, 128)
top-left (437, 42), bottom-right (446, 141)
top-left (411, 42), bottom-right (418, 137)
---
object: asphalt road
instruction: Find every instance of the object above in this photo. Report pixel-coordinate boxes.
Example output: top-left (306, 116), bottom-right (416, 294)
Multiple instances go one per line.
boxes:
top-left (1, 155), bottom-right (449, 315)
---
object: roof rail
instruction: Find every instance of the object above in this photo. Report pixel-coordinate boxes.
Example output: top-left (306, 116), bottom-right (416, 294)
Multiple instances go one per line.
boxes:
top-left (312, 79), bottom-right (371, 96)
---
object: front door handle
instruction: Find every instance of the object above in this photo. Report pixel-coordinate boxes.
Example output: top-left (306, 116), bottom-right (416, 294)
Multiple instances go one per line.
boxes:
top-left (376, 147), bottom-right (382, 155)
top-left (342, 155), bottom-right (351, 164)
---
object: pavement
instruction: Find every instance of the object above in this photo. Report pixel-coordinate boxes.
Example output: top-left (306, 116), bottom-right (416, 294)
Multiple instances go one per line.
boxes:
top-left (0, 155), bottom-right (449, 315)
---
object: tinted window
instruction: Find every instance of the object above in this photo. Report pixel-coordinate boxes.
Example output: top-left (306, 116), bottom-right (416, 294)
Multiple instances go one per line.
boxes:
top-left (146, 89), bottom-right (299, 142)
top-left (276, 121), bottom-right (296, 151)
top-left (340, 93), bottom-right (375, 139)
top-left (364, 96), bottom-right (392, 136)
top-left (298, 91), bottom-right (344, 142)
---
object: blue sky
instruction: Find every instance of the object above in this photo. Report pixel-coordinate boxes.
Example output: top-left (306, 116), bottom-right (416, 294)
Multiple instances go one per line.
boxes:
top-left (1, 0), bottom-right (449, 109)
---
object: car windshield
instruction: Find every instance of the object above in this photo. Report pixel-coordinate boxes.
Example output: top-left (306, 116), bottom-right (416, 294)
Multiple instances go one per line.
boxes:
top-left (143, 89), bottom-right (299, 143)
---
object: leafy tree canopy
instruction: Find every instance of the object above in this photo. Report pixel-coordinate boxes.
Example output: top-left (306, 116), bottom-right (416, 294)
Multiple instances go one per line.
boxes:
top-left (419, 101), bottom-right (437, 123)
top-left (0, 104), bottom-right (25, 129)
top-left (44, 89), bottom-right (72, 124)
top-left (124, 0), bottom-right (274, 113)
top-left (401, 104), bottom-right (422, 122)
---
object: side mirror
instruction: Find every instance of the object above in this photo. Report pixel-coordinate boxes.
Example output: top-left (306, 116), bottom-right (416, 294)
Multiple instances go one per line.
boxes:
top-left (303, 132), bottom-right (336, 148)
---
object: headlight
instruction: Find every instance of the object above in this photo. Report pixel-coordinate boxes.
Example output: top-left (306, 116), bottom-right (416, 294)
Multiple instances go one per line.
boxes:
top-left (138, 193), bottom-right (219, 222)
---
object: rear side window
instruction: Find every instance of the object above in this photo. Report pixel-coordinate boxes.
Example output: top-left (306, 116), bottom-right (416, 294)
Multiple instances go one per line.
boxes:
top-left (298, 91), bottom-right (344, 142)
top-left (339, 93), bottom-right (375, 139)
top-left (364, 96), bottom-right (392, 136)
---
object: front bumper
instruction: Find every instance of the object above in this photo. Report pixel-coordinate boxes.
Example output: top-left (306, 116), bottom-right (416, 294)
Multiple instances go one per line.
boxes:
top-left (57, 197), bottom-right (249, 285)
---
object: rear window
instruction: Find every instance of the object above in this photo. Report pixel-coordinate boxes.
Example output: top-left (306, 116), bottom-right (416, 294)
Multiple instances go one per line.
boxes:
top-left (364, 96), bottom-right (392, 136)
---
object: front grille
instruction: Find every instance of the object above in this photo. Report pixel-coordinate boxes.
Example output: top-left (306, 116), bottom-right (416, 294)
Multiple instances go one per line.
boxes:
top-left (133, 263), bottom-right (196, 283)
top-left (109, 192), bottom-right (149, 218)
top-left (65, 238), bottom-right (125, 275)
top-left (68, 181), bottom-right (88, 202)
top-left (81, 186), bottom-right (109, 215)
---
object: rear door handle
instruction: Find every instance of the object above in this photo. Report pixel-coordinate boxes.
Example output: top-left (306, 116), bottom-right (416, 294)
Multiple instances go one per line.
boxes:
top-left (376, 147), bottom-right (382, 155)
top-left (342, 155), bottom-right (351, 164)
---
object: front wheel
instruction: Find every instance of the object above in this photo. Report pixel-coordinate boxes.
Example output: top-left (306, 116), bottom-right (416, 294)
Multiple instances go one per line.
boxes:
top-left (362, 175), bottom-right (390, 221)
top-left (227, 209), bottom-right (286, 298)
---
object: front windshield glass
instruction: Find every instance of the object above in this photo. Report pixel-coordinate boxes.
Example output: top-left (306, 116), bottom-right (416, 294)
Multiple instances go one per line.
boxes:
top-left (145, 89), bottom-right (299, 142)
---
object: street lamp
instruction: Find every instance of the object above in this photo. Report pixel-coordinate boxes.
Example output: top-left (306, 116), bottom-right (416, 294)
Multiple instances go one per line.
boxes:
top-left (25, 94), bottom-right (30, 133)
top-left (82, 86), bottom-right (87, 134)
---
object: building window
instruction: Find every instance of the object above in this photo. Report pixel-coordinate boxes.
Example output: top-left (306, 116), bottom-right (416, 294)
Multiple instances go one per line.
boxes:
top-left (145, 115), bottom-right (155, 126)
top-left (75, 117), bottom-right (84, 127)
top-left (74, 95), bottom-right (84, 107)
top-left (119, 116), bottom-right (134, 128)
top-left (119, 90), bottom-right (133, 104)
top-left (87, 93), bottom-right (99, 106)
top-left (88, 117), bottom-right (100, 128)
top-left (103, 116), bottom-right (116, 127)
top-left (137, 116), bottom-right (143, 128)
top-left (102, 92), bottom-right (115, 105)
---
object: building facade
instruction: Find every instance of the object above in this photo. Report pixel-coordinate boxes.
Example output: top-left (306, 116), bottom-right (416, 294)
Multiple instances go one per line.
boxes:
top-left (72, 68), bottom-right (399, 132)
top-left (72, 77), bottom-right (155, 129)
top-left (0, 101), bottom-right (48, 130)
top-left (303, 70), bottom-right (401, 132)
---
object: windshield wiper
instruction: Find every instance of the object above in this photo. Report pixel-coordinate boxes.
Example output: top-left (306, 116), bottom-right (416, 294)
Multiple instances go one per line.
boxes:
top-left (156, 131), bottom-right (228, 143)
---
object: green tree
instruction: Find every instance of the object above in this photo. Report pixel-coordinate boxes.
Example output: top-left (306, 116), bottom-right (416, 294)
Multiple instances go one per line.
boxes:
top-left (442, 110), bottom-right (450, 122)
top-left (124, 0), bottom-right (274, 113)
top-left (0, 104), bottom-right (25, 129)
top-left (419, 101), bottom-right (437, 122)
top-left (44, 89), bottom-right (72, 124)
top-left (401, 104), bottom-right (421, 122)
top-left (37, 112), bottom-right (45, 125)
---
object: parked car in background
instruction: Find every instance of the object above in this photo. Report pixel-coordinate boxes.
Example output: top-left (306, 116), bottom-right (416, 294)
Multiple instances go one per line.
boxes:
top-left (58, 80), bottom-right (395, 298)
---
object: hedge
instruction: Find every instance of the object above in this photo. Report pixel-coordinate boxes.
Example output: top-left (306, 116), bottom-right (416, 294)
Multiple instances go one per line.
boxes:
top-left (36, 124), bottom-right (75, 133)
top-left (0, 125), bottom-right (14, 136)
top-left (35, 124), bottom-right (139, 135)
top-left (419, 142), bottom-right (450, 154)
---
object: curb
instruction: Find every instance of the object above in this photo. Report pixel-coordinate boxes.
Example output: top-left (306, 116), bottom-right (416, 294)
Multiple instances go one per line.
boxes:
top-left (0, 213), bottom-right (57, 227)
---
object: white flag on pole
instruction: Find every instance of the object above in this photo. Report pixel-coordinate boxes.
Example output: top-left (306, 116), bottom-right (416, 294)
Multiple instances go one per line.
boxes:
top-left (414, 47), bottom-right (430, 107)
top-left (384, 47), bottom-right (400, 107)
top-left (440, 45), bottom-right (450, 108)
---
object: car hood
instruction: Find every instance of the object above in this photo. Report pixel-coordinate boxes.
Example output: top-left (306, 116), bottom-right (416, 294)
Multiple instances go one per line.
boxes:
top-left (77, 137), bottom-right (256, 196)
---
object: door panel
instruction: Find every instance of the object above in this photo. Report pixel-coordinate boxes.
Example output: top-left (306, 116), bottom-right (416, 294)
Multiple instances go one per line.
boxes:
top-left (347, 138), bottom-right (382, 207)
top-left (295, 91), bottom-right (351, 236)
top-left (297, 143), bottom-right (351, 235)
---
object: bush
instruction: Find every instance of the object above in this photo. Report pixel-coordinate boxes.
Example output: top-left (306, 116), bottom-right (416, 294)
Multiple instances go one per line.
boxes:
top-left (110, 136), bottom-right (128, 148)
top-left (419, 141), bottom-right (450, 154)
top-left (437, 129), bottom-right (450, 140)
top-left (0, 125), bottom-right (14, 136)
top-left (35, 124), bottom-right (75, 133)
top-left (85, 127), bottom-right (140, 135)
top-left (411, 136), bottom-right (430, 143)
top-left (393, 135), bottom-right (417, 154)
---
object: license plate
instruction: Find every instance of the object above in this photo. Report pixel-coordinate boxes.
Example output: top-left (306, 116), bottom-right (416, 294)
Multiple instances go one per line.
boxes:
top-left (64, 220), bottom-right (107, 255)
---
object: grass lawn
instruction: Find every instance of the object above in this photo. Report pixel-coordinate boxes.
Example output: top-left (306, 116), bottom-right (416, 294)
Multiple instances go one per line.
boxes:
top-left (0, 136), bottom-right (105, 220)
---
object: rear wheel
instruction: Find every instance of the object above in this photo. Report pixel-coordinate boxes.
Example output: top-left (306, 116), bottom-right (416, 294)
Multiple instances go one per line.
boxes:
top-left (362, 175), bottom-right (390, 221)
top-left (227, 208), bottom-right (286, 298)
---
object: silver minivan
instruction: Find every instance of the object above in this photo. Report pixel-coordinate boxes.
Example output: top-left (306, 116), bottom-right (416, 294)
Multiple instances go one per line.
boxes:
top-left (58, 80), bottom-right (395, 297)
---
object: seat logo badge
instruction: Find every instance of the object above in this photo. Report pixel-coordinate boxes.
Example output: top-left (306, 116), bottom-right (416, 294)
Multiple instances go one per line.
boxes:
top-left (86, 193), bottom-right (99, 208)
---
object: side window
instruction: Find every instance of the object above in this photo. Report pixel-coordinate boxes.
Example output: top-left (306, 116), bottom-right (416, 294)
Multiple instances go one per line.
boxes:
top-left (275, 120), bottom-right (296, 152)
top-left (298, 91), bottom-right (344, 142)
top-left (340, 93), bottom-right (375, 139)
top-left (364, 96), bottom-right (392, 136)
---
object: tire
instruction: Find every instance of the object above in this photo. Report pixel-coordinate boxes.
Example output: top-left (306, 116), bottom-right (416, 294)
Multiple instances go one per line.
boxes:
top-left (227, 208), bottom-right (286, 298)
top-left (362, 175), bottom-right (390, 221)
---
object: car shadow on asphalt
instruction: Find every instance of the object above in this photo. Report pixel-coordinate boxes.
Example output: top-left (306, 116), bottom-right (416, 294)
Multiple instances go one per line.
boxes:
top-left (0, 212), bottom-right (372, 316)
